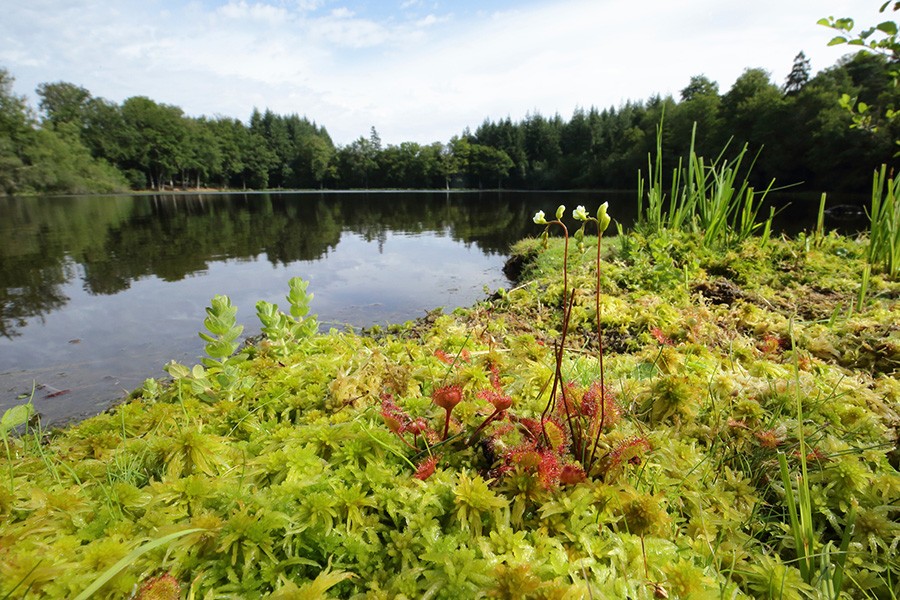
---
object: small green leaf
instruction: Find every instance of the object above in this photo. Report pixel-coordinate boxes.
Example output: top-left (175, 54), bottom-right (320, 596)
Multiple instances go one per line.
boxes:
top-left (836, 17), bottom-right (855, 30)
top-left (877, 20), bottom-right (898, 35)
top-left (828, 35), bottom-right (848, 46)
top-left (1, 404), bottom-right (34, 437)
top-left (165, 361), bottom-right (190, 379)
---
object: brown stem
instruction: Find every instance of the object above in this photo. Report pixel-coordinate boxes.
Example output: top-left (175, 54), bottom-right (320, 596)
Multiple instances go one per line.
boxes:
top-left (543, 288), bottom-right (578, 449)
top-left (588, 230), bottom-right (607, 470)
top-left (442, 410), bottom-right (452, 440)
top-left (560, 290), bottom-right (582, 455)
top-left (641, 534), bottom-right (650, 579)
top-left (389, 429), bottom-right (419, 451)
top-left (467, 409), bottom-right (503, 446)
top-left (541, 220), bottom-right (570, 446)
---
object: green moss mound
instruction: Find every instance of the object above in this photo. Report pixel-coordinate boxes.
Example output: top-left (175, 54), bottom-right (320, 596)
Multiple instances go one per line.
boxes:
top-left (1, 229), bottom-right (898, 599)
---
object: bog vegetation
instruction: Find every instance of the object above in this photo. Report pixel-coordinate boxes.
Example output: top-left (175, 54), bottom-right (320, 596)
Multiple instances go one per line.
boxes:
top-left (1, 156), bottom-right (899, 596)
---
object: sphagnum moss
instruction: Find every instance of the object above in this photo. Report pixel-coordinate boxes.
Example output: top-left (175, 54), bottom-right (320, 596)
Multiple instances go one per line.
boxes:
top-left (0, 231), bottom-right (898, 599)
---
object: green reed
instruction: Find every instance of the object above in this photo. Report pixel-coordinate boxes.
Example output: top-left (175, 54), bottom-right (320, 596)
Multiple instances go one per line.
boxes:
top-left (868, 164), bottom-right (900, 279)
top-left (777, 322), bottom-right (857, 598)
top-left (637, 122), bottom-right (775, 248)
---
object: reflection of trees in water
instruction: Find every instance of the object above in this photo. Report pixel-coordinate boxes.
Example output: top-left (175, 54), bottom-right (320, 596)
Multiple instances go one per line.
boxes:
top-left (0, 191), bottom-right (611, 337)
top-left (0, 195), bottom-right (133, 337)
top-left (329, 191), bottom-right (541, 254)
top-left (0, 257), bottom-right (70, 338)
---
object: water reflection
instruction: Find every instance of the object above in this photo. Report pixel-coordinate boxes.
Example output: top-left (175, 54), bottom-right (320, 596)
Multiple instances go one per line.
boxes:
top-left (1, 191), bottom-right (613, 423)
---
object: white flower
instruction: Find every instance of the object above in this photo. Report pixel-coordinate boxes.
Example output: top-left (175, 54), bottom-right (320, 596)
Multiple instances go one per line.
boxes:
top-left (572, 205), bottom-right (589, 221)
top-left (533, 210), bottom-right (547, 225)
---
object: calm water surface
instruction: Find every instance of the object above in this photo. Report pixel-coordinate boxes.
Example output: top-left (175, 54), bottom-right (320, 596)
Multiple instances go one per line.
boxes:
top-left (0, 191), bottom-right (614, 423)
top-left (0, 190), bottom-right (865, 424)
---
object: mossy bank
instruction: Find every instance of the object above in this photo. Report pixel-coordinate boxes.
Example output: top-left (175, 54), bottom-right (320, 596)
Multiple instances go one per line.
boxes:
top-left (1, 227), bottom-right (898, 599)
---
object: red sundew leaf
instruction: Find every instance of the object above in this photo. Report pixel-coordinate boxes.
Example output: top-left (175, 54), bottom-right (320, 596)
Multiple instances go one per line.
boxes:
top-left (477, 388), bottom-right (512, 411)
top-left (755, 429), bottom-right (784, 449)
top-left (537, 450), bottom-right (561, 489)
top-left (560, 463), bottom-right (586, 485)
top-left (414, 455), bottom-right (440, 480)
top-left (488, 363), bottom-right (502, 390)
top-left (380, 396), bottom-right (409, 435)
top-left (138, 573), bottom-right (181, 600)
top-left (382, 412), bottom-right (404, 435)
top-left (434, 349), bottom-right (454, 364)
top-left (543, 419), bottom-right (568, 453)
top-left (651, 327), bottom-right (673, 346)
top-left (432, 385), bottom-right (463, 411)
top-left (608, 436), bottom-right (651, 472)
top-left (510, 447), bottom-right (542, 470)
top-left (405, 418), bottom-right (428, 436)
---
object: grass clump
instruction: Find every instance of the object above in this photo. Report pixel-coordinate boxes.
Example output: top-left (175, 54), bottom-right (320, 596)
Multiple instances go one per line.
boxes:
top-left (0, 223), bottom-right (898, 598)
top-left (637, 122), bottom-right (775, 249)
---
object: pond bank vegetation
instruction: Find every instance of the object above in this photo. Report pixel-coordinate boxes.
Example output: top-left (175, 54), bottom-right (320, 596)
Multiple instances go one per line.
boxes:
top-left (1, 182), bottom-right (899, 597)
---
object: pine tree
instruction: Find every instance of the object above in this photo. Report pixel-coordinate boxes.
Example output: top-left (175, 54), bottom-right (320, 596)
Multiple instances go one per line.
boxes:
top-left (783, 51), bottom-right (811, 95)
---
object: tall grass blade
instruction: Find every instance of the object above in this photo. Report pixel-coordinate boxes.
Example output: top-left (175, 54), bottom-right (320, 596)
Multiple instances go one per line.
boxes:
top-left (636, 120), bottom-right (774, 248)
top-left (776, 321), bottom-right (817, 584)
top-left (815, 192), bottom-right (827, 247)
top-left (856, 263), bottom-right (872, 314)
top-left (778, 452), bottom-right (811, 582)
top-left (832, 502), bottom-right (857, 596)
top-left (868, 164), bottom-right (900, 278)
top-left (72, 528), bottom-right (204, 600)
top-left (1, 560), bottom-right (41, 600)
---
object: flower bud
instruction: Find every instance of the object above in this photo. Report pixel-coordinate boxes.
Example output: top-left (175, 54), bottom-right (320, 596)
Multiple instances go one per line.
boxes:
top-left (597, 201), bottom-right (611, 232)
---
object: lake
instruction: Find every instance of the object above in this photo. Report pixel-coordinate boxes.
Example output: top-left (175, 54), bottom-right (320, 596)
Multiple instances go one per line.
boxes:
top-left (0, 190), bottom-right (867, 425)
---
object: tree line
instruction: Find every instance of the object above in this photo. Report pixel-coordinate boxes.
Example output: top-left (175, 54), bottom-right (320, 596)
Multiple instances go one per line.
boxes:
top-left (0, 49), bottom-right (898, 196)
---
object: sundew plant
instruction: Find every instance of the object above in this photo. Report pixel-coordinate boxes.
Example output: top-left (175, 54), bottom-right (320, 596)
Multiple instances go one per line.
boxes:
top-left (1, 198), bottom-right (899, 598)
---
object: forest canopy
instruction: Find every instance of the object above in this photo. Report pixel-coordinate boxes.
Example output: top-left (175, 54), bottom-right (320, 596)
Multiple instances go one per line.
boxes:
top-left (1, 48), bottom-right (898, 195)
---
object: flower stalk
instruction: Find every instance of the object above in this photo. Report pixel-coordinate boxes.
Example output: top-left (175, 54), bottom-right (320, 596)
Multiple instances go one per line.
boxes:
top-left (534, 202), bottom-right (613, 474)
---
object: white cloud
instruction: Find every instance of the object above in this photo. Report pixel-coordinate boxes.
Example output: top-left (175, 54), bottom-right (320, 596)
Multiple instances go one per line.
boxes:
top-left (217, 1), bottom-right (290, 23)
top-left (296, 0), bottom-right (325, 10)
top-left (313, 12), bottom-right (389, 48)
top-left (330, 6), bottom-right (355, 18)
top-left (416, 14), bottom-right (440, 27)
top-left (0, 0), bottom-right (881, 146)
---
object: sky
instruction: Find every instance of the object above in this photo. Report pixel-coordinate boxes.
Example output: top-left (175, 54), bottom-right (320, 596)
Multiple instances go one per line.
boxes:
top-left (0, 0), bottom-right (884, 146)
